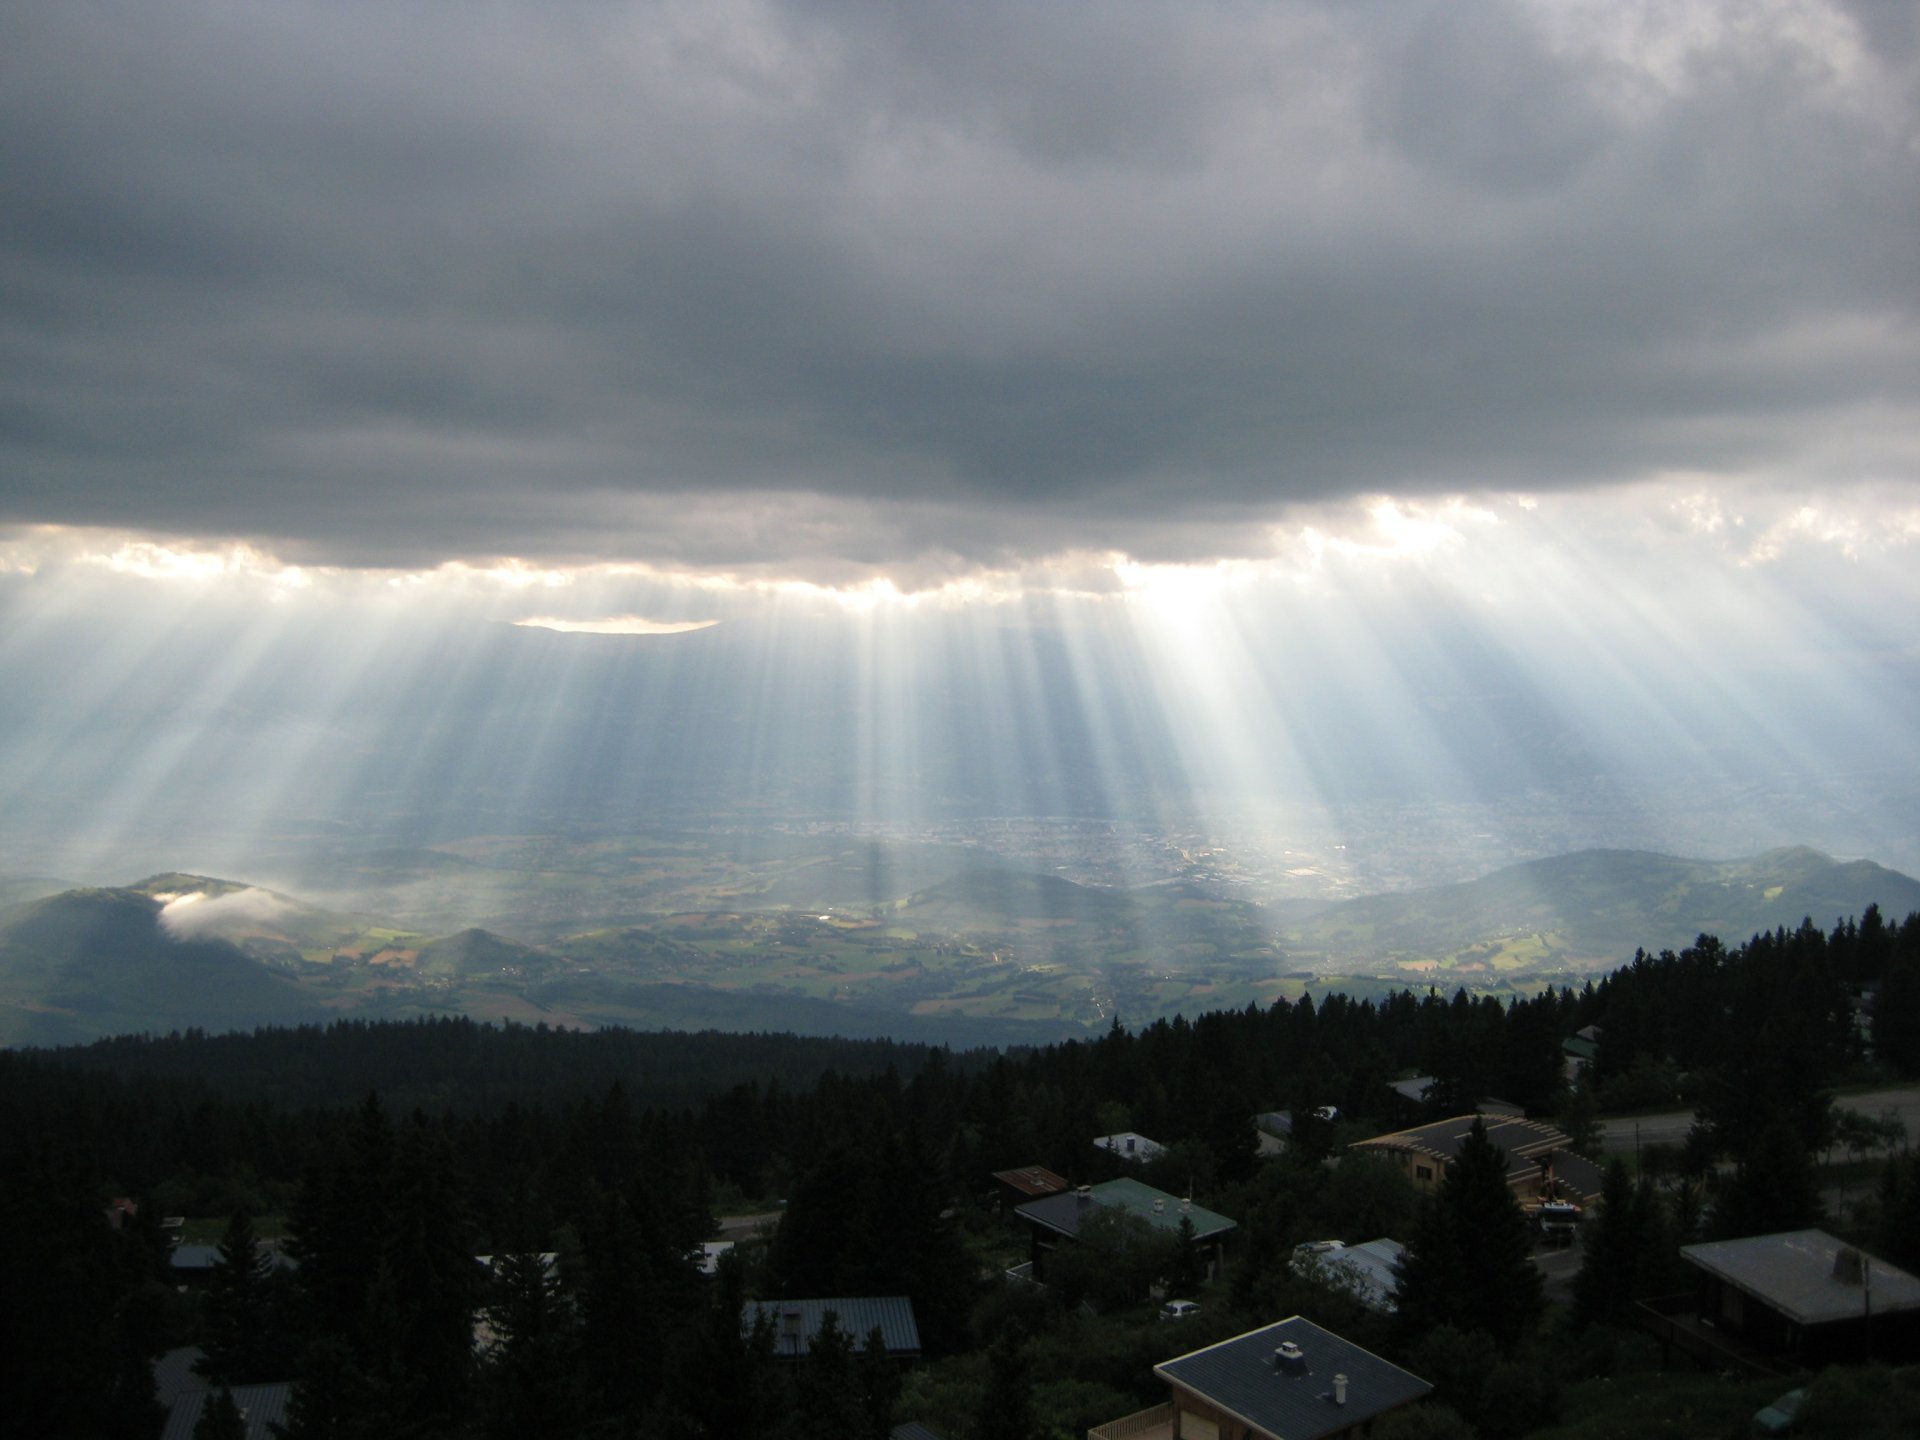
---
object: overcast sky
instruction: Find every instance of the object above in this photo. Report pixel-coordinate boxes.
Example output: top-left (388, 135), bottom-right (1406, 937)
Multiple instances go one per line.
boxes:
top-left (2, 0), bottom-right (1916, 597)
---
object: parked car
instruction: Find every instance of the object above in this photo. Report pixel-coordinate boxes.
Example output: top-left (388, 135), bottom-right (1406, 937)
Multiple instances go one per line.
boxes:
top-left (1751, 1388), bottom-right (1806, 1436)
top-left (1158, 1299), bottom-right (1202, 1322)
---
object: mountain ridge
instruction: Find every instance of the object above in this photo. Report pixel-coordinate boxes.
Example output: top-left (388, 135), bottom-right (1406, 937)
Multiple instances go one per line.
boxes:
top-left (4, 844), bottom-right (1918, 1045)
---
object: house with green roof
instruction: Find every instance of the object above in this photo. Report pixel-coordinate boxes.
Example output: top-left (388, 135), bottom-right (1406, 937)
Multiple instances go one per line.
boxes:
top-left (1013, 1177), bottom-right (1235, 1284)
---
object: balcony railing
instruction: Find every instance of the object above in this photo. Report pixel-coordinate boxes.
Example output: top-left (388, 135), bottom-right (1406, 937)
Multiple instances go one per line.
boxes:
top-left (1633, 1294), bottom-right (1786, 1378)
top-left (1087, 1400), bottom-right (1175, 1440)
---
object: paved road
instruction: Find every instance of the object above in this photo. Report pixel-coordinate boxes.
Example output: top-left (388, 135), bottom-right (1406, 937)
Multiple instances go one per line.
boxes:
top-left (1597, 1084), bottom-right (1920, 1158)
top-left (715, 1210), bottom-right (784, 1240)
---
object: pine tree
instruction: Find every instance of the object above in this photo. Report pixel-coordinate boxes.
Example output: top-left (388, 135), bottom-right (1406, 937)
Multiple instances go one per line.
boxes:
top-left (1393, 1119), bottom-right (1543, 1346)
top-left (791, 1311), bottom-right (866, 1440)
top-left (196, 1209), bottom-right (279, 1386)
top-left (477, 1251), bottom-right (585, 1440)
top-left (193, 1388), bottom-right (246, 1440)
top-left (858, 1326), bottom-right (901, 1440)
top-left (1570, 1160), bottom-right (1639, 1328)
top-left (1168, 1215), bottom-right (1201, 1296)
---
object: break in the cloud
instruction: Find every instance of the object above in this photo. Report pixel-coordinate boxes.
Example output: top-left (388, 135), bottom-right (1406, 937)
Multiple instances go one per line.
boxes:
top-left (2, 0), bottom-right (1917, 585)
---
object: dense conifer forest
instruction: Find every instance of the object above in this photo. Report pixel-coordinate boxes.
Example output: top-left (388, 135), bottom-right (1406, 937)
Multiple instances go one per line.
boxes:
top-left (6, 907), bottom-right (1920, 1436)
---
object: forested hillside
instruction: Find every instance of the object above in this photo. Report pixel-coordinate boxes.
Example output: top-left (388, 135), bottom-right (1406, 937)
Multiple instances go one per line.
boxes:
top-left (6, 905), bottom-right (1920, 1436)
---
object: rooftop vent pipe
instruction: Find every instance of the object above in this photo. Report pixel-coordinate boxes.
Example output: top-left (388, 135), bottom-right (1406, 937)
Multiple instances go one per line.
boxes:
top-left (1834, 1247), bottom-right (1866, 1285)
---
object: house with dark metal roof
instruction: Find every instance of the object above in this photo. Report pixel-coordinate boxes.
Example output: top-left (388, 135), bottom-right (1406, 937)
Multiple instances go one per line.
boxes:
top-left (1089, 1315), bottom-right (1431, 1440)
top-left (1674, 1230), bottom-right (1920, 1365)
top-left (168, 1238), bottom-right (297, 1289)
top-left (743, 1296), bottom-right (922, 1360)
top-left (160, 1383), bottom-right (291, 1440)
top-left (1384, 1077), bottom-right (1525, 1122)
top-left (1013, 1177), bottom-right (1236, 1283)
top-left (1347, 1113), bottom-right (1604, 1208)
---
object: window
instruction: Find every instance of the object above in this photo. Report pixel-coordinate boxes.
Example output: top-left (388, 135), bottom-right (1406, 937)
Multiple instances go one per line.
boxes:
top-left (1416, 1165), bottom-right (1433, 1181)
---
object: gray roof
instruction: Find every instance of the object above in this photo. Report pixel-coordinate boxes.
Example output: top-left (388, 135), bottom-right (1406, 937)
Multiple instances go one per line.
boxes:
top-left (744, 1297), bottom-right (922, 1358)
top-left (1015, 1178), bottom-right (1236, 1243)
top-left (1387, 1079), bottom-right (1523, 1116)
top-left (1544, 1149), bottom-right (1607, 1206)
top-left (1155, 1316), bottom-right (1431, 1440)
top-left (1299, 1239), bottom-right (1405, 1314)
top-left (161, 1383), bottom-right (291, 1440)
top-left (1681, 1230), bottom-right (1920, 1326)
top-left (170, 1240), bottom-right (296, 1273)
top-left (1093, 1131), bottom-right (1167, 1161)
top-left (1350, 1114), bottom-right (1571, 1185)
top-left (152, 1346), bottom-right (208, 1408)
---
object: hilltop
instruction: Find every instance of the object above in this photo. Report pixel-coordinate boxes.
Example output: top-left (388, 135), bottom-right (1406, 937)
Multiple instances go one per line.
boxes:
top-left (3, 844), bottom-right (1917, 1045)
top-left (1279, 845), bottom-right (1920, 975)
top-left (0, 886), bottom-right (320, 1045)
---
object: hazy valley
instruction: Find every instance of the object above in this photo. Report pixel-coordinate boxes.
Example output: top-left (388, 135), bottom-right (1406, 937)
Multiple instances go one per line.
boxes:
top-left (6, 834), bottom-right (1915, 1049)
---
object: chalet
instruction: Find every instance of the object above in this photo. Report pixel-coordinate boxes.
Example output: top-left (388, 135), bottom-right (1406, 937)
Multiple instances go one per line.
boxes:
top-left (742, 1296), bottom-right (922, 1361)
top-left (1089, 1315), bottom-right (1431, 1440)
top-left (1014, 1177), bottom-right (1234, 1284)
top-left (169, 1238), bottom-right (297, 1290)
top-left (160, 1383), bottom-right (291, 1440)
top-left (1294, 1239), bottom-right (1407, 1315)
top-left (993, 1165), bottom-right (1070, 1213)
top-left (1562, 1026), bottom-right (1600, 1078)
top-left (1384, 1077), bottom-right (1524, 1123)
top-left (1347, 1113), bottom-right (1604, 1209)
top-left (1674, 1230), bottom-right (1920, 1366)
top-left (1254, 1114), bottom-right (1292, 1157)
top-left (1094, 1131), bottom-right (1167, 1164)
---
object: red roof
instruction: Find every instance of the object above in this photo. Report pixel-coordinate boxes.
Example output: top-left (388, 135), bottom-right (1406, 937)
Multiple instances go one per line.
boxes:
top-left (992, 1166), bottom-right (1069, 1197)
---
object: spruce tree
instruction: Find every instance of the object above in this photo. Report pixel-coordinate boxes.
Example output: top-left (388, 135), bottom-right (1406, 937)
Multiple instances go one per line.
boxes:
top-left (196, 1208), bottom-right (279, 1386)
top-left (1570, 1160), bottom-right (1639, 1328)
top-left (791, 1311), bottom-right (866, 1440)
top-left (1393, 1119), bottom-right (1543, 1346)
top-left (477, 1251), bottom-right (585, 1440)
top-left (193, 1388), bottom-right (246, 1440)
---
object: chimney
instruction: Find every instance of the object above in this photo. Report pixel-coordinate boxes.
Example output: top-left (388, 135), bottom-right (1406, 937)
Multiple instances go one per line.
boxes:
top-left (1077, 1185), bottom-right (1092, 1204)
top-left (1333, 1374), bottom-right (1348, 1406)
top-left (1154, 1198), bottom-right (1166, 1214)
top-left (1181, 1197), bottom-right (1192, 1213)
top-left (1833, 1247), bottom-right (1865, 1285)
top-left (1273, 1340), bottom-right (1307, 1374)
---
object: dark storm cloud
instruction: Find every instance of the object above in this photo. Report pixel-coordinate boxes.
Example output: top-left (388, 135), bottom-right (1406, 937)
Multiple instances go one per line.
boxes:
top-left (1, 1), bottom-right (1916, 576)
